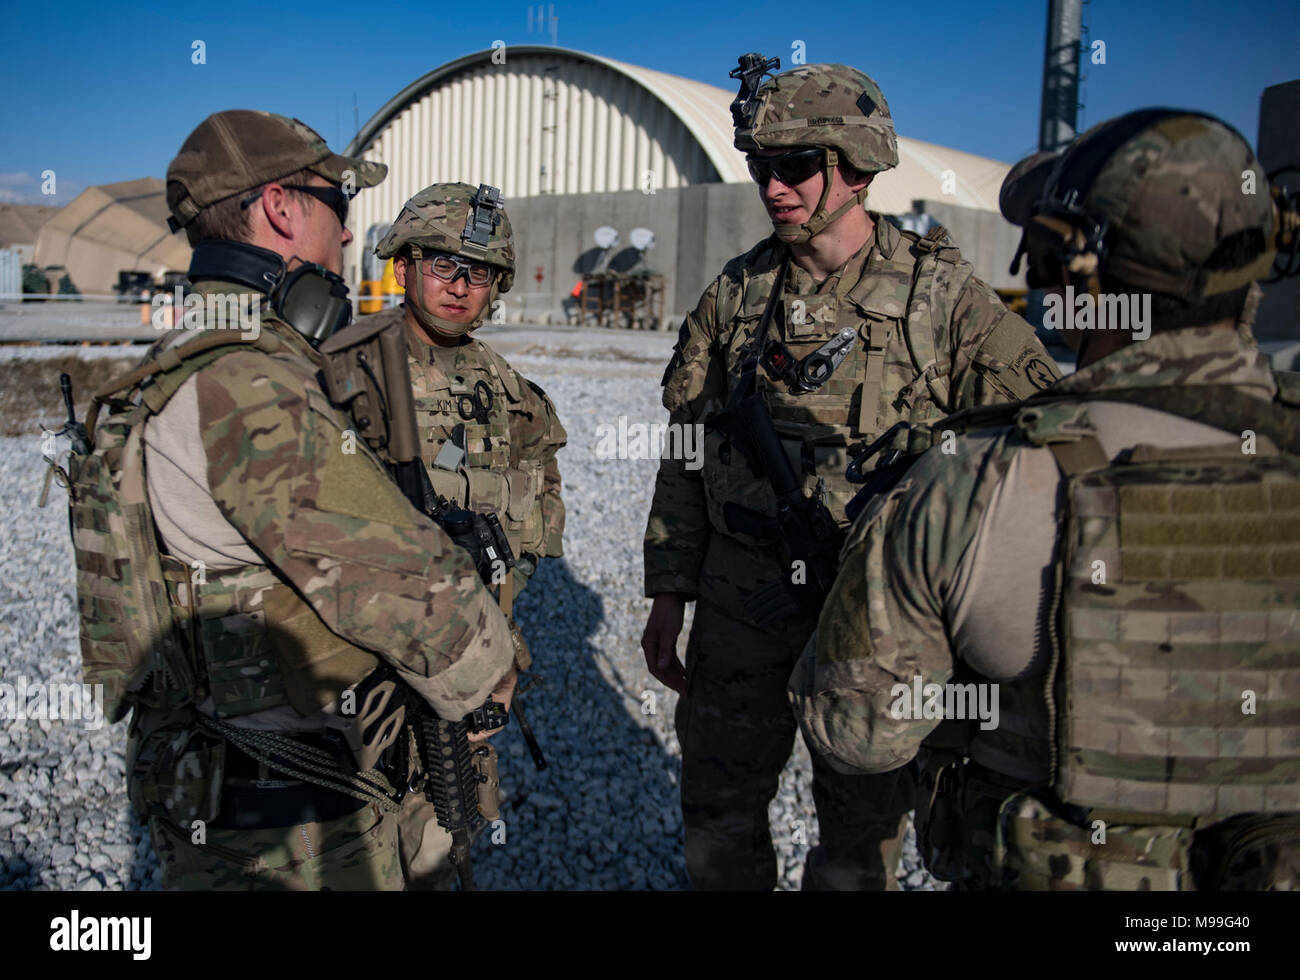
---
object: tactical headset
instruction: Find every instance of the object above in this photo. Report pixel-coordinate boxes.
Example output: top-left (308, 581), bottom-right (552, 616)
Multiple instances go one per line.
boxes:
top-left (187, 239), bottom-right (352, 345)
top-left (1012, 108), bottom-right (1299, 300)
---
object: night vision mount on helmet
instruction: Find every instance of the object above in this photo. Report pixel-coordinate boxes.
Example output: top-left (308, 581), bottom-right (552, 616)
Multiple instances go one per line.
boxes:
top-left (730, 53), bottom-right (899, 244)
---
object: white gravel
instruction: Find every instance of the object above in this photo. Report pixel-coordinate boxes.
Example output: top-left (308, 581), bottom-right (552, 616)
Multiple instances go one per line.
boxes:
top-left (0, 323), bottom-right (941, 891)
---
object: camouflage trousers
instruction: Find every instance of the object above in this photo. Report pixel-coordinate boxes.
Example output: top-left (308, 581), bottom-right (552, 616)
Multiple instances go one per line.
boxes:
top-left (149, 797), bottom-right (407, 890)
top-left (393, 787), bottom-right (457, 891)
top-left (148, 772), bottom-right (457, 890)
top-left (675, 533), bottom-right (914, 890)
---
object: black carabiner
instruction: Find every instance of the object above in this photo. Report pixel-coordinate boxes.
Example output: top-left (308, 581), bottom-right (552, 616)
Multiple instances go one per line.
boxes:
top-left (456, 380), bottom-right (494, 424)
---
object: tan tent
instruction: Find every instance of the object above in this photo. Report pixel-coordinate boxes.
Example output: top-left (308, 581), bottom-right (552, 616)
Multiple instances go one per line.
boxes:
top-left (0, 203), bottom-right (61, 265)
top-left (33, 178), bottom-right (191, 293)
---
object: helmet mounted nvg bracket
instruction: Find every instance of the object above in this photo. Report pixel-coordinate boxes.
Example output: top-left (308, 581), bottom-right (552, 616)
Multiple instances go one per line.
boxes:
top-left (463, 184), bottom-right (504, 249)
top-left (730, 52), bottom-right (781, 130)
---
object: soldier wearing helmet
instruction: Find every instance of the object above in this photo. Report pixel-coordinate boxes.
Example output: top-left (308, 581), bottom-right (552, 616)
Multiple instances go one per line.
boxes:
top-left (641, 57), bottom-right (1062, 890)
top-left (363, 183), bottom-right (566, 887)
top-left (791, 108), bottom-right (1300, 890)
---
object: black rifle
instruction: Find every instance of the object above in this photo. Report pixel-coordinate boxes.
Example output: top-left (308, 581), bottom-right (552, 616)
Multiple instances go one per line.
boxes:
top-left (704, 253), bottom-right (845, 627)
top-left (318, 319), bottom-right (517, 890)
top-left (48, 373), bottom-right (91, 456)
top-left (843, 421), bottom-right (922, 524)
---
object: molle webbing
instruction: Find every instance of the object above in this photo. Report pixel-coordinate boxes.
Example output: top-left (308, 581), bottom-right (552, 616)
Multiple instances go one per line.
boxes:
top-left (73, 327), bottom-right (375, 722)
top-left (71, 420), bottom-right (194, 722)
top-left (1050, 427), bottom-right (1300, 818)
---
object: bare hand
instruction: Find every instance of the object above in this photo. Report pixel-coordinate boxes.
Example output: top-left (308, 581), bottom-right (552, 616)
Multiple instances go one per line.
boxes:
top-left (641, 593), bottom-right (688, 696)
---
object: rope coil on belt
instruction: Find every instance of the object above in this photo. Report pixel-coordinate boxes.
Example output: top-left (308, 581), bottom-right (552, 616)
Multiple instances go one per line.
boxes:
top-left (196, 715), bottom-right (404, 814)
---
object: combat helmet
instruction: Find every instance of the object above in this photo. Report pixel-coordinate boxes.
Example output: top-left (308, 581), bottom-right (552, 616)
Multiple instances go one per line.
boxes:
top-left (731, 55), bottom-right (898, 242)
top-left (1001, 109), bottom-right (1296, 303)
top-left (375, 182), bottom-right (515, 336)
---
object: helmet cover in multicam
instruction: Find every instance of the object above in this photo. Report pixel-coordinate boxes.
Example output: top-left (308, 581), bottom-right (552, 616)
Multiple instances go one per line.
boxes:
top-left (375, 182), bottom-right (515, 293)
top-left (1002, 109), bottom-right (1277, 301)
top-left (733, 63), bottom-right (898, 242)
top-left (734, 63), bottom-right (898, 173)
top-left (375, 182), bottom-right (515, 338)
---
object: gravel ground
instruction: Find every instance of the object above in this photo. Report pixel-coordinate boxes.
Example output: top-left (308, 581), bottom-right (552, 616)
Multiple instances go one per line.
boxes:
top-left (0, 325), bottom-right (941, 891)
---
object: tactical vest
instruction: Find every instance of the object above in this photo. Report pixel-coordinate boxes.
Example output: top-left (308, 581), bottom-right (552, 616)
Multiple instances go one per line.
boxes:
top-left (924, 382), bottom-right (1300, 890)
top-left (67, 325), bottom-right (378, 726)
top-left (700, 222), bottom-right (974, 543)
top-left (405, 321), bottom-right (549, 557)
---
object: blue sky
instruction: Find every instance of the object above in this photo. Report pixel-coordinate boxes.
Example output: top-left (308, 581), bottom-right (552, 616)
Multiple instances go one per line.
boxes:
top-left (1, 0), bottom-right (1295, 204)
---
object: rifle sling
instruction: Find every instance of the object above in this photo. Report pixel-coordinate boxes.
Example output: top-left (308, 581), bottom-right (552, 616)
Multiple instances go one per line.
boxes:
top-left (730, 248), bottom-right (791, 408)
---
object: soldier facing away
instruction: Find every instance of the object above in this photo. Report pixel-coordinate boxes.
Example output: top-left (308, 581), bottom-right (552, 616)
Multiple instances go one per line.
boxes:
top-left (62, 111), bottom-right (517, 889)
top-left (790, 108), bottom-right (1300, 890)
top-left (641, 57), bottom-right (1061, 890)
top-left (361, 182), bottom-right (567, 887)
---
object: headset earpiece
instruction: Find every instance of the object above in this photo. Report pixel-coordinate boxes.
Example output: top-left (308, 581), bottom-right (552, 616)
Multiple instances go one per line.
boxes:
top-left (270, 262), bottom-right (352, 346)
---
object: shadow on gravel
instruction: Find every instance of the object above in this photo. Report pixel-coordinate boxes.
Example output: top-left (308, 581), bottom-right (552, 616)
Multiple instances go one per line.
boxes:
top-left (484, 556), bottom-right (687, 890)
top-left (129, 815), bottom-right (154, 890)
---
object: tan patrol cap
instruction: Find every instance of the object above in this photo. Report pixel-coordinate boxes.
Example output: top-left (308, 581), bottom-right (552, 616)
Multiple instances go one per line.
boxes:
top-left (165, 109), bottom-right (387, 231)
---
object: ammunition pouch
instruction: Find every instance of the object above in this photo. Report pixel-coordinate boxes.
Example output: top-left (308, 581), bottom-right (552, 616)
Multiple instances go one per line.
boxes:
top-left (925, 761), bottom-right (1300, 890)
top-left (995, 792), bottom-right (1199, 891)
top-left (1191, 812), bottom-right (1300, 891)
top-left (127, 710), bottom-right (227, 828)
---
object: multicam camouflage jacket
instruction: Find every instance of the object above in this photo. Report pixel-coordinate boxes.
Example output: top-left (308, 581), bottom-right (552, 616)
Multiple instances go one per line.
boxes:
top-left (79, 281), bottom-right (515, 727)
top-left (359, 307), bottom-right (566, 562)
top-left (789, 327), bottom-right (1300, 888)
top-left (644, 214), bottom-right (1061, 597)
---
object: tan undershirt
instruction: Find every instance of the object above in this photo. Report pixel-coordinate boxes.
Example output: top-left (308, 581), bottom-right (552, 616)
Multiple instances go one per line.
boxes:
top-left (946, 403), bottom-right (1245, 682)
top-left (143, 364), bottom-right (342, 733)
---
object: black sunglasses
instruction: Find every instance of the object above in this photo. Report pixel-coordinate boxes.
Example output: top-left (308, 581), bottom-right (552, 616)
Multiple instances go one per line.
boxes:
top-left (241, 183), bottom-right (350, 226)
top-left (746, 147), bottom-right (826, 187)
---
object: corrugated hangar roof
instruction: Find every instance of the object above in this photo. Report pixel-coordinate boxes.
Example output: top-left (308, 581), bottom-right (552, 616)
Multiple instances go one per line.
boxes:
top-left (349, 45), bottom-right (1011, 212)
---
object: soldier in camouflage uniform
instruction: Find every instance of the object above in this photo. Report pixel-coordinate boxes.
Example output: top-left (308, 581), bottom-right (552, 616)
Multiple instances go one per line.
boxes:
top-left (790, 108), bottom-right (1300, 890)
top-left (641, 60), bottom-right (1061, 890)
top-left (368, 183), bottom-right (566, 590)
top-left (362, 183), bottom-right (566, 887)
top-left (66, 111), bottom-right (516, 889)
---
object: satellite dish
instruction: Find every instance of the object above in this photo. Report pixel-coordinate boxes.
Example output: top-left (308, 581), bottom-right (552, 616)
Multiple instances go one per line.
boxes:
top-left (594, 226), bottom-right (619, 249)
top-left (629, 227), bottom-right (656, 251)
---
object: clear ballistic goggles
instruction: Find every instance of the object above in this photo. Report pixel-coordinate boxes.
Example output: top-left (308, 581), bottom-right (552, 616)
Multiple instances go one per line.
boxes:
top-left (418, 252), bottom-right (498, 287)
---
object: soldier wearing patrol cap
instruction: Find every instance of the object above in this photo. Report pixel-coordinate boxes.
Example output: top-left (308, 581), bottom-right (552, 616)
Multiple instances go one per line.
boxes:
top-left (362, 182), bottom-right (566, 887)
top-left (60, 110), bottom-right (517, 889)
top-left (641, 57), bottom-right (1062, 890)
top-left (790, 107), bottom-right (1300, 890)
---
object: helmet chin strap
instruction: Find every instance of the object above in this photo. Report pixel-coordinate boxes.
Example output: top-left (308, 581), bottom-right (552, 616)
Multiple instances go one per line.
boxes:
top-left (405, 245), bottom-right (498, 340)
top-left (772, 149), bottom-right (870, 244)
